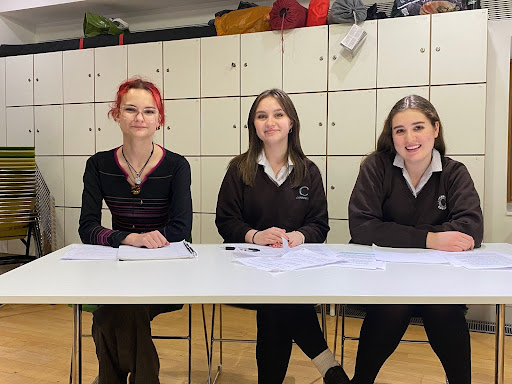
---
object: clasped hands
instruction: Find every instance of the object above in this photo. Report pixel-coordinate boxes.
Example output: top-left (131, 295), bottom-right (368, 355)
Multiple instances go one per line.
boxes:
top-left (246, 227), bottom-right (304, 248)
top-left (122, 230), bottom-right (169, 249)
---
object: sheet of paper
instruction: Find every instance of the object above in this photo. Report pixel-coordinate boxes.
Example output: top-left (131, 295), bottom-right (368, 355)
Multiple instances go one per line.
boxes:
top-left (118, 241), bottom-right (196, 261)
top-left (335, 251), bottom-right (386, 270)
top-left (234, 248), bottom-right (343, 272)
top-left (372, 244), bottom-right (449, 264)
top-left (60, 244), bottom-right (118, 260)
top-left (442, 252), bottom-right (512, 269)
top-left (296, 244), bottom-right (338, 258)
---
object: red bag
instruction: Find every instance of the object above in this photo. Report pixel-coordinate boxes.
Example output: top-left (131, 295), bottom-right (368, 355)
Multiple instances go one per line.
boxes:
top-left (306, 0), bottom-right (329, 27)
top-left (269, 0), bottom-right (308, 30)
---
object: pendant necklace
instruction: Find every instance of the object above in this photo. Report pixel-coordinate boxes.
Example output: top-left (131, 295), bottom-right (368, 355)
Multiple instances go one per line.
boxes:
top-left (121, 142), bottom-right (154, 195)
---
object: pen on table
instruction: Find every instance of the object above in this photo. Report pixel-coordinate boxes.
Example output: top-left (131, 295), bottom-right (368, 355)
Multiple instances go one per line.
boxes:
top-left (224, 246), bottom-right (260, 252)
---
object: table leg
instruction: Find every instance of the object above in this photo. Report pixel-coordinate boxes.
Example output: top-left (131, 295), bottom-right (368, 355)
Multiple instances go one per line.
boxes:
top-left (495, 304), bottom-right (505, 384)
top-left (72, 304), bottom-right (82, 384)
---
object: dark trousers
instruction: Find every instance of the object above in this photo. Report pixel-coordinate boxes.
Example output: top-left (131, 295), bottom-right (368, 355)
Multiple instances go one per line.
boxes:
top-left (352, 304), bottom-right (471, 384)
top-left (256, 304), bottom-right (328, 384)
top-left (92, 304), bottom-right (170, 384)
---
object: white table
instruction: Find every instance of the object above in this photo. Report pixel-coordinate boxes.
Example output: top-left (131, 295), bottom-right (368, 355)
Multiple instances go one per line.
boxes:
top-left (0, 243), bottom-right (511, 384)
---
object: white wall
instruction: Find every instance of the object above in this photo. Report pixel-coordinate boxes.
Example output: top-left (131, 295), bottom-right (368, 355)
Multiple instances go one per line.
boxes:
top-left (0, 15), bottom-right (36, 44)
top-left (485, 19), bottom-right (512, 243)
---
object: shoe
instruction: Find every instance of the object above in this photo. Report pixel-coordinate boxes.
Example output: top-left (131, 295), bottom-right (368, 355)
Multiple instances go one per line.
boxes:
top-left (324, 365), bottom-right (350, 384)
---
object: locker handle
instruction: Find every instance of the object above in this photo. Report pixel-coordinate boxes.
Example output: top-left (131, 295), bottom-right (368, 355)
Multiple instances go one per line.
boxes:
top-left (28, 78), bottom-right (31, 82)
top-left (167, 126), bottom-right (171, 130)
top-left (331, 122), bottom-right (335, 126)
top-left (98, 128), bottom-right (101, 131)
top-left (420, 48), bottom-right (425, 53)
top-left (330, 185), bottom-right (335, 190)
top-left (231, 62), bottom-right (236, 68)
top-left (232, 124), bottom-right (237, 129)
top-left (89, 128), bottom-right (92, 132)
top-left (436, 47), bottom-right (440, 52)
top-left (97, 73), bottom-right (101, 77)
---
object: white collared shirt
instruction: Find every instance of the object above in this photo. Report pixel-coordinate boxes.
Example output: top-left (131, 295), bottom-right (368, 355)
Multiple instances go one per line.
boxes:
top-left (393, 148), bottom-right (442, 198)
top-left (257, 151), bottom-right (294, 186)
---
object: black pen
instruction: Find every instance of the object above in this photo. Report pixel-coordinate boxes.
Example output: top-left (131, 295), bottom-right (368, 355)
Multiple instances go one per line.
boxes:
top-left (224, 246), bottom-right (260, 252)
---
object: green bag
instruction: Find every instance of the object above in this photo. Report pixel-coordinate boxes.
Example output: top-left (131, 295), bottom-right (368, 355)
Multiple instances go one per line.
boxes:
top-left (83, 12), bottom-right (127, 37)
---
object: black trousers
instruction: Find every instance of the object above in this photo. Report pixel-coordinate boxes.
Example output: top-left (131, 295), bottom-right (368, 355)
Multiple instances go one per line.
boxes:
top-left (92, 304), bottom-right (171, 384)
top-left (256, 304), bottom-right (328, 384)
top-left (351, 304), bottom-right (471, 384)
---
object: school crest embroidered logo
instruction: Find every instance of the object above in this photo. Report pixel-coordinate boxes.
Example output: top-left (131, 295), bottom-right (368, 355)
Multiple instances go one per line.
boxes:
top-left (437, 195), bottom-right (447, 210)
top-left (296, 186), bottom-right (309, 200)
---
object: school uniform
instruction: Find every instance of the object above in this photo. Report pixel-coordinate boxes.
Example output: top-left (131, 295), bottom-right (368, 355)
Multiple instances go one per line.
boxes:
top-left (216, 154), bottom-right (330, 384)
top-left (348, 149), bottom-right (483, 384)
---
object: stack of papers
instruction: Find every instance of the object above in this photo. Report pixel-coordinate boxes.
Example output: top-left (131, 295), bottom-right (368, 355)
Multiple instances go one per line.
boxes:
top-left (230, 239), bottom-right (384, 273)
top-left (60, 241), bottom-right (197, 261)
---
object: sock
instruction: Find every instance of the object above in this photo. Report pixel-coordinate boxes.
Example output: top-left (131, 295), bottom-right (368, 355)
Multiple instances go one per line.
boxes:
top-left (312, 348), bottom-right (339, 377)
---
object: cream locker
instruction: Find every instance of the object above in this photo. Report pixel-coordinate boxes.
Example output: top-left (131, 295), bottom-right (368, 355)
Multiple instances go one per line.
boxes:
top-left (328, 90), bottom-right (376, 156)
top-left (5, 54), bottom-right (33, 107)
top-left (376, 87), bottom-right (429, 140)
top-left (327, 219), bottom-right (350, 244)
top-left (128, 42), bottom-right (163, 92)
top-left (95, 45), bottom-right (128, 102)
top-left (0, 58), bottom-right (5, 146)
top-left (201, 156), bottom-right (233, 214)
top-left (36, 156), bottom-right (64, 207)
top-left (35, 105), bottom-right (63, 156)
top-left (34, 52), bottom-right (63, 105)
top-left (55, 207), bottom-right (65, 250)
top-left (450, 155), bottom-right (485, 209)
top-left (64, 103), bottom-right (95, 155)
top-left (430, 84), bottom-right (486, 155)
top-left (101, 208), bottom-right (112, 229)
top-left (153, 126), bottom-right (163, 147)
top-left (186, 156), bottom-right (201, 213)
top-left (431, 9), bottom-right (487, 85)
top-left (6, 106), bottom-right (34, 146)
top-left (326, 156), bottom-right (364, 220)
top-left (289, 93), bottom-right (327, 156)
top-left (240, 96), bottom-right (256, 154)
top-left (309, 156), bottom-right (327, 192)
top-left (200, 213), bottom-right (223, 243)
top-left (163, 39), bottom-right (200, 99)
top-left (64, 207), bottom-right (81, 246)
top-left (164, 99), bottom-right (200, 155)
top-left (283, 25), bottom-right (328, 93)
top-left (377, 15), bottom-right (430, 88)
top-left (201, 97), bottom-right (240, 156)
top-left (241, 30), bottom-right (282, 96)
top-left (95, 102), bottom-right (122, 153)
top-left (192, 213), bottom-right (201, 243)
top-left (328, 21), bottom-right (377, 91)
top-left (64, 156), bottom-right (88, 207)
top-left (201, 34), bottom-right (240, 97)
top-left (63, 49), bottom-right (94, 103)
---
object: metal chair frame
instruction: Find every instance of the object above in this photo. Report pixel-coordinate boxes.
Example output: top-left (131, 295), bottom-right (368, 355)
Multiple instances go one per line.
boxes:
top-left (333, 304), bottom-right (448, 383)
top-left (69, 303), bottom-right (207, 384)
top-left (205, 303), bottom-right (328, 384)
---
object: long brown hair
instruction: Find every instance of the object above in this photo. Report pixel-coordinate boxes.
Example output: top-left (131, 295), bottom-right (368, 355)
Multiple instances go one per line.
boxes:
top-left (376, 94), bottom-right (446, 156)
top-left (231, 89), bottom-right (307, 187)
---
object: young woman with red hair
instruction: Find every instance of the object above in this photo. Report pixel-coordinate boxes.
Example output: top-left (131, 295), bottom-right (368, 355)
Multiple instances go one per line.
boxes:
top-left (79, 78), bottom-right (192, 384)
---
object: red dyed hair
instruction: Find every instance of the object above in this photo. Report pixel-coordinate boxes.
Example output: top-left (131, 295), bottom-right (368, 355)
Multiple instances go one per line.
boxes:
top-left (108, 77), bottom-right (165, 126)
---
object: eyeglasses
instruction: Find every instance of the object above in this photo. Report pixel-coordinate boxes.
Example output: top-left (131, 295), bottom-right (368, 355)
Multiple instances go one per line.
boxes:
top-left (120, 105), bottom-right (158, 122)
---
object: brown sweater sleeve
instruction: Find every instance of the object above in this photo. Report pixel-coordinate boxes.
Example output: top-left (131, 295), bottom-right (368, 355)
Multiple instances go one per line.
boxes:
top-left (348, 154), bottom-right (429, 248)
top-left (215, 163), bottom-right (252, 243)
top-left (415, 160), bottom-right (484, 247)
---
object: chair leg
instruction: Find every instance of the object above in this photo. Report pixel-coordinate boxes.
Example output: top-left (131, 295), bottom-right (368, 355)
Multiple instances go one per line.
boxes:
top-left (340, 304), bottom-right (346, 369)
top-left (207, 304), bottom-right (216, 384)
top-left (188, 304), bottom-right (192, 384)
top-left (321, 304), bottom-right (327, 340)
top-left (333, 304), bottom-right (340, 359)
